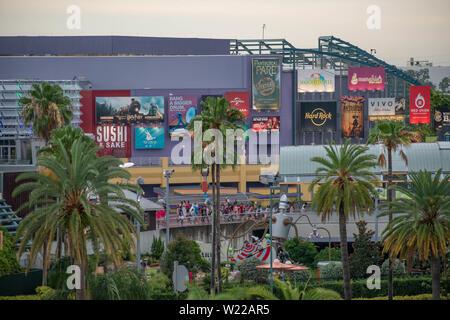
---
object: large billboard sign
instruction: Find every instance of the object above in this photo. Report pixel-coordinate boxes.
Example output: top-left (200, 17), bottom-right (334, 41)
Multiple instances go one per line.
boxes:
top-left (297, 69), bottom-right (335, 93)
top-left (348, 67), bottom-right (385, 91)
top-left (95, 124), bottom-right (131, 158)
top-left (225, 92), bottom-right (250, 117)
top-left (368, 97), bottom-right (406, 121)
top-left (341, 96), bottom-right (365, 138)
top-left (135, 127), bottom-right (165, 149)
top-left (300, 102), bottom-right (337, 132)
top-left (96, 96), bottom-right (164, 124)
top-left (251, 116), bottom-right (280, 132)
top-left (252, 58), bottom-right (281, 110)
top-left (168, 95), bottom-right (197, 135)
top-left (409, 86), bottom-right (431, 124)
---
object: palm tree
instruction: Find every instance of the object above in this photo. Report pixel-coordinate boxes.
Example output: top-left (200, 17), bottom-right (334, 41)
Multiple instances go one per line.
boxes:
top-left (309, 139), bottom-right (378, 300)
top-left (19, 82), bottom-right (73, 285)
top-left (187, 96), bottom-right (245, 294)
top-left (13, 128), bottom-right (144, 300)
top-left (367, 120), bottom-right (415, 300)
top-left (379, 169), bottom-right (450, 300)
top-left (19, 82), bottom-right (73, 144)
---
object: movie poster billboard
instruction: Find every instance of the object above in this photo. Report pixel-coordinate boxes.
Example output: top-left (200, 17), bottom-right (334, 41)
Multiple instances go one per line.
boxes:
top-left (135, 127), bottom-right (165, 149)
top-left (300, 102), bottom-right (337, 132)
top-left (368, 97), bottom-right (406, 121)
top-left (409, 86), bottom-right (431, 124)
top-left (341, 96), bottom-right (365, 138)
top-left (297, 69), bottom-right (335, 93)
top-left (251, 116), bottom-right (280, 132)
top-left (348, 67), bottom-right (385, 91)
top-left (252, 58), bottom-right (281, 110)
top-left (168, 95), bottom-right (197, 135)
top-left (225, 92), bottom-right (250, 117)
top-left (96, 96), bottom-right (164, 124)
top-left (95, 124), bottom-right (131, 158)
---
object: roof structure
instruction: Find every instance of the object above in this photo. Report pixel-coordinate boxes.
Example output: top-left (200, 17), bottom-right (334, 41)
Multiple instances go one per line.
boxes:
top-left (280, 142), bottom-right (450, 181)
top-left (230, 36), bottom-right (420, 85)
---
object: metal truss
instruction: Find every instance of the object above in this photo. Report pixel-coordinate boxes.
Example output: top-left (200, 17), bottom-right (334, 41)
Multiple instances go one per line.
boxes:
top-left (230, 36), bottom-right (420, 85)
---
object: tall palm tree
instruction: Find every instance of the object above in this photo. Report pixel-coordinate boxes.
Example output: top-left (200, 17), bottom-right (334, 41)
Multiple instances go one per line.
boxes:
top-left (187, 96), bottom-right (245, 294)
top-left (309, 140), bottom-right (378, 300)
top-left (19, 82), bottom-right (73, 144)
top-left (379, 169), bottom-right (450, 300)
top-left (367, 120), bottom-right (415, 300)
top-left (13, 128), bottom-right (144, 300)
top-left (19, 82), bottom-right (73, 285)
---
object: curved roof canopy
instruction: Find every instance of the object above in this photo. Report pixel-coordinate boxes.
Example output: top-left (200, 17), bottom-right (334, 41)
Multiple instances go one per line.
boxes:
top-left (280, 142), bottom-right (450, 181)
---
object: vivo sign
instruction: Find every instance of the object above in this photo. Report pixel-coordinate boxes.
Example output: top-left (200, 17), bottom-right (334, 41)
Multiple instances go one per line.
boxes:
top-left (368, 98), bottom-right (396, 116)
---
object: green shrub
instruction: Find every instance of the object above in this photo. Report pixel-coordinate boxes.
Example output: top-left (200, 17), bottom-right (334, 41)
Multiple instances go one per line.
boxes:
top-left (160, 234), bottom-right (205, 277)
top-left (354, 294), bottom-right (448, 300)
top-left (381, 259), bottom-right (406, 278)
top-left (237, 257), bottom-right (269, 284)
top-left (0, 227), bottom-right (23, 276)
top-left (348, 221), bottom-right (383, 279)
top-left (87, 269), bottom-right (150, 300)
top-left (307, 276), bottom-right (433, 298)
top-left (313, 247), bottom-right (341, 266)
top-left (319, 262), bottom-right (343, 281)
top-left (151, 236), bottom-right (165, 260)
top-left (47, 256), bottom-right (73, 289)
top-left (279, 269), bottom-right (310, 283)
top-left (146, 272), bottom-right (176, 300)
top-left (284, 238), bottom-right (318, 267)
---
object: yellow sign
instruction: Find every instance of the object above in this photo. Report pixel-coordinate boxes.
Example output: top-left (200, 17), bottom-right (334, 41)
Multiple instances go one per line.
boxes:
top-left (304, 108), bottom-right (333, 127)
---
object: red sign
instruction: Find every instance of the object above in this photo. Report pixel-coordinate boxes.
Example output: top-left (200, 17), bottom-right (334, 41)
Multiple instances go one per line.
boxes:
top-left (95, 124), bottom-right (131, 158)
top-left (251, 116), bottom-right (280, 132)
top-left (225, 92), bottom-right (249, 117)
top-left (409, 86), bottom-right (430, 124)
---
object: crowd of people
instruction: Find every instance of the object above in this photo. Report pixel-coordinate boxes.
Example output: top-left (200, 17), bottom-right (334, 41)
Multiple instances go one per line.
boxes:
top-left (171, 198), bottom-right (306, 226)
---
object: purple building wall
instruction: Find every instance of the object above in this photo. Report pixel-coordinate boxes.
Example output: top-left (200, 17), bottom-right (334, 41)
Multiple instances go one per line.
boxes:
top-left (0, 54), bottom-right (293, 162)
top-left (0, 36), bottom-right (230, 56)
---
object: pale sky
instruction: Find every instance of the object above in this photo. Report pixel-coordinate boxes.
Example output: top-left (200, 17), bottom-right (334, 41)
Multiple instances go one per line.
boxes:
top-left (0, 0), bottom-right (449, 66)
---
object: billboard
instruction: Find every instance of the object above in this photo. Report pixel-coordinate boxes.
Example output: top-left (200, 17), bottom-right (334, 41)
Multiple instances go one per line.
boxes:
top-left (348, 67), bottom-right (385, 91)
top-left (297, 69), bottom-right (335, 93)
top-left (409, 86), bottom-right (431, 124)
top-left (135, 127), bottom-right (165, 149)
top-left (95, 124), bottom-right (131, 158)
top-left (225, 92), bottom-right (250, 117)
top-left (368, 97), bottom-right (406, 121)
top-left (341, 96), bottom-right (365, 138)
top-left (300, 102), bottom-right (337, 132)
top-left (251, 116), bottom-right (280, 132)
top-left (168, 95), bottom-right (198, 135)
top-left (96, 96), bottom-right (164, 124)
top-left (252, 58), bottom-right (281, 110)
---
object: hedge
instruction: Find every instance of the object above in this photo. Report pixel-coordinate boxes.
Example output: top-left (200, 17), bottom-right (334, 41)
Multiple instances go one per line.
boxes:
top-left (307, 276), bottom-right (432, 298)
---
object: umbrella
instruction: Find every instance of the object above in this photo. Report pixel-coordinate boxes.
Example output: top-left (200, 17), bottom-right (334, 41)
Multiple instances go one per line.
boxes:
top-left (286, 265), bottom-right (309, 271)
top-left (255, 259), bottom-right (294, 271)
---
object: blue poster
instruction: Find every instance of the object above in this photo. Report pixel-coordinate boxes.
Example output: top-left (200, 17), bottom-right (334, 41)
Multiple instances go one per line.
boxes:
top-left (135, 127), bottom-right (165, 149)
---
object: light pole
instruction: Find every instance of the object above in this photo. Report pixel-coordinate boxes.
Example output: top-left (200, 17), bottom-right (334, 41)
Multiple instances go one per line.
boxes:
top-left (163, 169), bottom-right (174, 247)
top-left (136, 176), bottom-right (145, 273)
top-left (201, 167), bottom-right (209, 203)
top-left (260, 173), bottom-right (280, 293)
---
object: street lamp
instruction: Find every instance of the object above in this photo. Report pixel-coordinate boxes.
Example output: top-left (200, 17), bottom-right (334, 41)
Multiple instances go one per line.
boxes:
top-left (136, 176), bottom-right (145, 273)
top-left (201, 167), bottom-right (209, 203)
top-left (163, 169), bottom-right (174, 247)
top-left (259, 173), bottom-right (280, 293)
